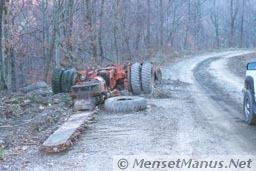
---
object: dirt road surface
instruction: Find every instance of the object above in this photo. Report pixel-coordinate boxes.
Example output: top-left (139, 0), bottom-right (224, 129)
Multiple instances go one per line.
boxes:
top-left (10, 50), bottom-right (256, 171)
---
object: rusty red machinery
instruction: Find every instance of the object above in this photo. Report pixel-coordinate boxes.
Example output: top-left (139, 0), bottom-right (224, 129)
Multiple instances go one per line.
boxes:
top-left (51, 62), bottom-right (162, 108)
top-left (42, 62), bottom-right (162, 152)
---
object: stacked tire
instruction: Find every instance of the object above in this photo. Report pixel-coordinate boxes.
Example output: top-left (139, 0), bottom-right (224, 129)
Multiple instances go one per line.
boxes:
top-left (51, 68), bottom-right (76, 94)
top-left (130, 63), bottom-right (142, 95)
top-left (141, 62), bottom-right (154, 94)
top-left (61, 68), bottom-right (76, 93)
top-left (130, 62), bottom-right (161, 95)
top-left (52, 68), bottom-right (63, 94)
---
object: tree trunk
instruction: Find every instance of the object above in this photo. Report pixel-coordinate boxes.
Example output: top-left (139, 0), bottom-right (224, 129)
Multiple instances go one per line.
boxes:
top-left (0, 0), bottom-right (3, 88)
top-left (7, 0), bottom-right (16, 90)
top-left (229, 0), bottom-right (238, 47)
top-left (42, 0), bottom-right (50, 81)
top-left (159, 0), bottom-right (163, 47)
top-left (54, 0), bottom-right (61, 68)
top-left (1, 0), bottom-right (7, 88)
top-left (210, 0), bottom-right (220, 48)
top-left (167, 2), bottom-right (178, 47)
top-left (183, 0), bottom-right (191, 49)
top-left (113, 24), bottom-right (119, 63)
top-left (229, 0), bottom-right (234, 47)
top-left (63, 0), bottom-right (74, 65)
top-left (122, 2), bottom-right (131, 61)
top-left (146, 0), bottom-right (151, 48)
top-left (240, 0), bottom-right (245, 48)
top-left (113, 0), bottom-right (120, 63)
top-left (85, 0), bottom-right (97, 65)
top-left (98, 0), bottom-right (104, 64)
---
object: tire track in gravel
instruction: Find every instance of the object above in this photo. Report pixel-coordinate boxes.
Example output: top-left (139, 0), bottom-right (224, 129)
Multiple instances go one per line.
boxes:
top-left (164, 51), bottom-right (237, 154)
top-left (166, 50), bottom-right (256, 155)
top-left (192, 51), bottom-right (256, 154)
top-left (194, 57), bottom-right (242, 115)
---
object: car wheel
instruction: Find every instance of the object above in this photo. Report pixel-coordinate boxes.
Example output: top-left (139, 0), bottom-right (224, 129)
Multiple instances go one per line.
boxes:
top-left (243, 90), bottom-right (256, 125)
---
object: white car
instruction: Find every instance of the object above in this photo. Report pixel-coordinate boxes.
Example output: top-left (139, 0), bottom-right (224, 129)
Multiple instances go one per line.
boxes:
top-left (243, 62), bottom-right (256, 125)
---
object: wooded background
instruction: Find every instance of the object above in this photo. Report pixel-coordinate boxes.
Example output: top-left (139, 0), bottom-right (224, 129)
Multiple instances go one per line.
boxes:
top-left (0, 0), bottom-right (255, 90)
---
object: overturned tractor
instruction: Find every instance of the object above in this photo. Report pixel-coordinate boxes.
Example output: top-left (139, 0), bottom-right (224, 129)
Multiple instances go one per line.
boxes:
top-left (42, 62), bottom-right (161, 153)
top-left (51, 62), bottom-right (162, 109)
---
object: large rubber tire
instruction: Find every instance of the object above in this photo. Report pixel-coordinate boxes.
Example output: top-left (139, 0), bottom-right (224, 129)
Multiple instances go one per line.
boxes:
top-left (127, 68), bottom-right (132, 92)
top-left (52, 68), bottom-right (63, 94)
top-left (131, 63), bottom-right (142, 95)
top-left (243, 90), bottom-right (256, 125)
top-left (104, 96), bottom-right (147, 113)
top-left (61, 68), bottom-right (76, 93)
top-left (155, 68), bottom-right (162, 82)
top-left (141, 62), bottom-right (154, 94)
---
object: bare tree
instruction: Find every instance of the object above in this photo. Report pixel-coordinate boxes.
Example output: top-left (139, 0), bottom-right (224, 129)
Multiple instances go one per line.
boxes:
top-left (167, 0), bottom-right (183, 47)
top-left (54, 0), bottom-right (63, 68)
top-left (183, 0), bottom-right (191, 49)
top-left (240, 0), bottom-right (245, 48)
top-left (229, 0), bottom-right (238, 47)
top-left (0, 0), bottom-right (6, 88)
top-left (146, 0), bottom-right (151, 48)
top-left (113, 0), bottom-right (120, 63)
top-left (98, 0), bottom-right (104, 63)
top-left (159, 0), bottom-right (164, 47)
top-left (40, 0), bottom-right (51, 81)
top-left (210, 0), bottom-right (220, 48)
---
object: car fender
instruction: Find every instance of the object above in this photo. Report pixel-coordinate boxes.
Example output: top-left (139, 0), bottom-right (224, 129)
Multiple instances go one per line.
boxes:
top-left (245, 76), bottom-right (255, 95)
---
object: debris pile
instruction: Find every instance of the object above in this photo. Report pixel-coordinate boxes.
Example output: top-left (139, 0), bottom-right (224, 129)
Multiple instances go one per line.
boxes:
top-left (0, 82), bottom-right (73, 122)
top-left (0, 82), bottom-right (74, 165)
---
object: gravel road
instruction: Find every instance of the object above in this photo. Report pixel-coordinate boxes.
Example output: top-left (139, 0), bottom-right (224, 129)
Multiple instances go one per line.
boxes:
top-left (10, 50), bottom-right (256, 171)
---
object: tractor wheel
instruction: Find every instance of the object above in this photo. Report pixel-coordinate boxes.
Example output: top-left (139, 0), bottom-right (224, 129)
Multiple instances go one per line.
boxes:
top-left (104, 96), bottom-right (147, 113)
top-left (243, 90), bottom-right (256, 125)
top-left (52, 68), bottom-right (63, 94)
top-left (141, 62), bottom-right (154, 94)
top-left (61, 68), bottom-right (76, 93)
top-left (131, 63), bottom-right (142, 95)
top-left (155, 68), bottom-right (162, 82)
